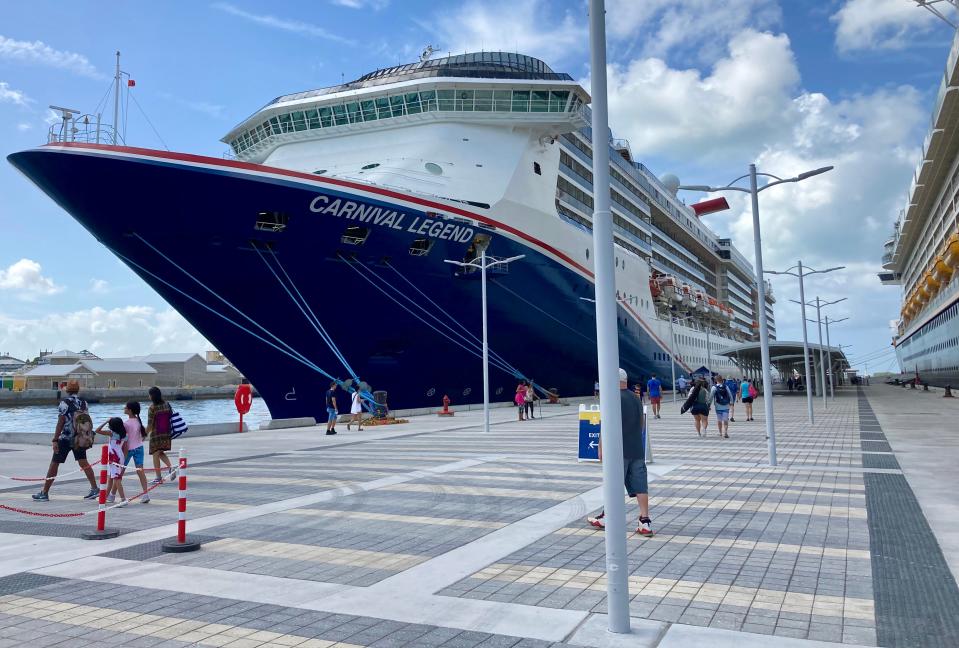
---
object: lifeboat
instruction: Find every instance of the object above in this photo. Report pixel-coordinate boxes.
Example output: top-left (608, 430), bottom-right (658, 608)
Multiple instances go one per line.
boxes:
top-left (934, 258), bottom-right (953, 283)
top-left (694, 291), bottom-right (708, 313)
top-left (944, 233), bottom-right (959, 267)
top-left (681, 284), bottom-right (694, 307)
top-left (926, 270), bottom-right (941, 290)
top-left (707, 296), bottom-right (720, 315)
top-left (649, 279), bottom-right (662, 299)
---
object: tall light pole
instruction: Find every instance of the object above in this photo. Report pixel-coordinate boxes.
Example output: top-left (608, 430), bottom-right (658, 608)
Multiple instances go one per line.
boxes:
top-left (669, 316), bottom-right (678, 402)
top-left (444, 251), bottom-right (524, 435)
top-left (766, 263), bottom-right (844, 423)
top-left (588, 0), bottom-right (630, 634)
top-left (824, 316), bottom-right (848, 399)
top-left (796, 296), bottom-right (846, 408)
top-left (679, 164), bottom-right (833, 467)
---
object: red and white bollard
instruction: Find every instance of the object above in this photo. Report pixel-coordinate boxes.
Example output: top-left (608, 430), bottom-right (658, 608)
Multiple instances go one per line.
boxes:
top-left (162, 447), bottom-right (200, 553)
top-left (82, 445), bottom-right (119, 540)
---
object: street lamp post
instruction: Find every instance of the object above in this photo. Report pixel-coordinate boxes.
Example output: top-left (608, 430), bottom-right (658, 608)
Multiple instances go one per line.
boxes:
top-left (679, 164), bottom-right (833, 467)
top-left (796, 297), bottom-right (846, 409)
top-left (824, 316), bottom-right (848, 399)
top-left (766, 263), bottom-right (844, 424)
top-left (669, 316), bottom-right (678, 403)
top-left (587, 0), bottom-right (630, 634)
top-left (444, 251), bottom-right (525, 436)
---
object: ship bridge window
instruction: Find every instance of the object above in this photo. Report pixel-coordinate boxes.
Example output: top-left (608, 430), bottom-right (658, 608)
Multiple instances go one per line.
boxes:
top-left (512, 90), bottom-right (530, 112)
top-left (409, 238), bottom-right (433, 257)
top-left (458, 90), bottom-right (474, 111)
top-left (341, 226), bottom-right (369, 246)
top-left (254, 211), bottom-right (288, 233)
top-left (406, 93), bottom-right (422, 114)
top-left (531, 90), bottom-right (550, 112)
top-left (474, 90), bottom-right (492, 111)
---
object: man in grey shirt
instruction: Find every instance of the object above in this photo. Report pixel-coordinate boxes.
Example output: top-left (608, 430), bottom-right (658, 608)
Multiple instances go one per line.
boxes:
top-left (587, 368), bottom-right (653, 536)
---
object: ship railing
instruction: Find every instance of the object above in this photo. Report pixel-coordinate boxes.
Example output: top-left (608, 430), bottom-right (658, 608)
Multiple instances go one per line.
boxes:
top-left (47, 114), bottom-right (122, 146)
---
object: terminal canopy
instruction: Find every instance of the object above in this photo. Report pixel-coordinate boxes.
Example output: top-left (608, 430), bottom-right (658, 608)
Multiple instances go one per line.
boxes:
top-left (717, 340), bottom-right (849, 381)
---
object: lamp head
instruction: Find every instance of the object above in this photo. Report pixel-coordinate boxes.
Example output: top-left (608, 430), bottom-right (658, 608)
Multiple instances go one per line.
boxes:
top-left (797, 166), bottom-right (834, 181)
top-left (678, 184), bottom-right (713, 192)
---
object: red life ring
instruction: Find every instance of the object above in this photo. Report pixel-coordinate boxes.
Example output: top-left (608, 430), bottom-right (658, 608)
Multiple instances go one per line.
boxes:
top-left (234, 383), bottom-right (253, 415)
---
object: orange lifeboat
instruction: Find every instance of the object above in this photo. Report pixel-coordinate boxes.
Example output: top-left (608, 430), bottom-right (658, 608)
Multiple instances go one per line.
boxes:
top-left (944, 233), bottom-right (959, 267)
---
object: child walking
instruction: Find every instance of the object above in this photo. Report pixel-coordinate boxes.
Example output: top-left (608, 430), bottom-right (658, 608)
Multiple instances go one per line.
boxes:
top-left (120, 401), bottom-right (150, 503)
top-left (95, 417), bottom-right (128, 507)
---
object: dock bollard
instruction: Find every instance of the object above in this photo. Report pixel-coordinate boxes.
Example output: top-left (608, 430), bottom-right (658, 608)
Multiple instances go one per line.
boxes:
top-left (81, 445), bottom-right (119, 540)
top-left (945, 385), bottom-right (954, 398)
top-left (162, 448), bottom-right (200, 553)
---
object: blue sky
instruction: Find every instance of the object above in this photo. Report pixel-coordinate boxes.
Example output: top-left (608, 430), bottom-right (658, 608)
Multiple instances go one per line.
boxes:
top-left (0, 0), bottom-right (955, 374)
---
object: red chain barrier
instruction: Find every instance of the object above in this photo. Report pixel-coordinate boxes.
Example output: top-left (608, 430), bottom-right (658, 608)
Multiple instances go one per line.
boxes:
top-left (0, 505), bottom-right (84, 518)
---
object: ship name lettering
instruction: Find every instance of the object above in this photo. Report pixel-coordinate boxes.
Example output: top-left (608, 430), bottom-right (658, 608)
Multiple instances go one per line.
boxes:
top-left (309, 194), bottom-right (472, 241)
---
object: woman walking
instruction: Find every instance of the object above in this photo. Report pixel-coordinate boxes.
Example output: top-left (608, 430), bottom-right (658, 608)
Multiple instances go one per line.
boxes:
top-left (524, 382), bottom-right (536, 420)
top-left (146, 387), bottom-right (174, 484)
top-left (348, 389), bottom-right (364, 431)
top-left (515, 382), bottom-right (527, 421)
top-left (741, 379), bottom-right (755, 421)
top-left (686, 378), bottom-right (712, 436)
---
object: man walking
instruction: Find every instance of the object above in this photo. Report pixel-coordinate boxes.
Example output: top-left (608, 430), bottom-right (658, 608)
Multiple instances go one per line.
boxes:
top-left (647, 374), bottom-right (662, 419)
top-left (325, 381), bottom-right (339, 435)
top-left (711, 375), bottom-right (732, 439)
top-left (586, 368), bottom-right (653, 536)
top-left (724, 375), bottom-right (739, 423)
top-left (677, 375), bottom-right (688, 397)
top-left (32, 380), bottom-right (99, 501)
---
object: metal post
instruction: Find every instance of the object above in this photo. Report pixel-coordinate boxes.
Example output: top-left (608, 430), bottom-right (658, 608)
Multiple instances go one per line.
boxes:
top-left (589, 0), bottom-right (630, 633)
top-left (669, 317), bottom-right (677, 403)
top-left (797, 262), bottom-right (814, 423)
top-left (706, 326), bottom-right (712, 377)
top-left (825, 316), bottom-right (834, 400)
top-left (815, 299), bottom-right (827, 408)
top-left (113, 51), bottom-right (121, 145)
top-left (481, 248), bottom-right (490, 435)
top-left (749, 164), bottom-right (777, 466)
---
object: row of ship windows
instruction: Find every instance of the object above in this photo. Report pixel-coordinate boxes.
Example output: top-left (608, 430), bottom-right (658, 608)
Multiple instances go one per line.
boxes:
top-left (230, 88), bottom-right (580, 154)
top-left (902, 335), bottom-right (959, 362)
top-left (901, 300), bottom-right (959, 347)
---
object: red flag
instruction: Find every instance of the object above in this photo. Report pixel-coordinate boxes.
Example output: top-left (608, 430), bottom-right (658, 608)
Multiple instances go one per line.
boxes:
top-left (127, 79), bottom-right (136, 87)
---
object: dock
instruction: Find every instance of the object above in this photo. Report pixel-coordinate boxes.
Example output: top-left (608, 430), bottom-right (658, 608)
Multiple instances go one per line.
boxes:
top-left (0, 385), bottom-right (955, 647)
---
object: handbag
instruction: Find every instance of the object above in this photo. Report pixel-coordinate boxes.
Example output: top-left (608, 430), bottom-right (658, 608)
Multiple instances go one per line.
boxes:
top-left (170, 410), bottom-right (189, 439)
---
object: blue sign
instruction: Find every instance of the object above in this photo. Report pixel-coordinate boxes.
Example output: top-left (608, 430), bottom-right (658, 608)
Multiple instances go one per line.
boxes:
top-left (578, 404), bottom-right (601, 462)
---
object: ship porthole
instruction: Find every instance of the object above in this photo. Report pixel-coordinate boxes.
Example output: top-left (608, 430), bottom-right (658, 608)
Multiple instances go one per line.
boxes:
top-left (361, 163), bottom-right (380, 170)
top-left (425, 162), bottom-right (443, 175)
top-left (313, 169), bottom-right (327, 175)
top-left (426, 387), bottom-right (436, 397)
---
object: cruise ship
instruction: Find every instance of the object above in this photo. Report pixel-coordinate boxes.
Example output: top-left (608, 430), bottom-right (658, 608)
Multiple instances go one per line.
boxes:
top-left (8, 52), bottom-right (775, 420)
top-left (881, 30), bottom-right (959, 387)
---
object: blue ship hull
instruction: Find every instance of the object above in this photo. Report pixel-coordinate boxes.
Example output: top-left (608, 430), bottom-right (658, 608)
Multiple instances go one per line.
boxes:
top-left (8, 145), bottom-right (680, 420)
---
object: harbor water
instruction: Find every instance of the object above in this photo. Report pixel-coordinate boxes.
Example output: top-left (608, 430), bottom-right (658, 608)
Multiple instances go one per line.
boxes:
top-left (0, 396), bottom-right (271, 435)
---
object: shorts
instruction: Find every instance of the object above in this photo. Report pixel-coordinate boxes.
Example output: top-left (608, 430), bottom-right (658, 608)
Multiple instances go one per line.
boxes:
top-left (51, 437), bottom-right (87, 464)
top-left (624, 458), bottom-right (648, 497)
top-left (690, 404), bottom-right (710, 416)
top-left (716, 409), bottom-right (730, 423)
top-left (327, 407), bottom-right (338, 423)
top-left (742, 397), bottom-right (754, 404)
top-left (124, 446), bottom-right (145, 467)
top-left (650, 396), bottom-right (661, 404)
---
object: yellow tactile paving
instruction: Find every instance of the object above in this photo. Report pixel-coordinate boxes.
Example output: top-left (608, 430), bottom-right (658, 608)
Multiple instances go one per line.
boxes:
top-left (204, 537), bottom-right (429, 571)
top-left (284, 508), bottom-right (507, 529)
top-left (0, 595), bottom-right (362, 647)
top-left (470, 564), bottom-right (875, 620)
top-left (553, 528), bottom-right (873, 559)
top-left (380, 483), bottom-right (575, 499)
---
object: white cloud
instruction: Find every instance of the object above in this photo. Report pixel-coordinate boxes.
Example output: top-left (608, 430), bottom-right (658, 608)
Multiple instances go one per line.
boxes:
top-left (158, 92), bottom-right (226, 119)
top-left (16, 122), bottom-right (32, 131)
top-left (329, 0), bottom-right (389, 9)
top-left (0, 259), bottom-right (63, 298)
top-left (0, 35), bottom-right (101, 78)
top-left (607, 0), bottom-right (781, 63)
top-left (89, 279), bottom-right (109, 294)
top-left (212, 3), bottom-right (355, 45)
top-left (423, 0), bottom-right (585, 65)
top-left (0, 81), bottom-right (30, 106)
top-left (604, 30), bottom-right (800, 165)
top-left (832, 0), bottom-right (944, 52)
top-left (0, 306), bottom-right (210, 361)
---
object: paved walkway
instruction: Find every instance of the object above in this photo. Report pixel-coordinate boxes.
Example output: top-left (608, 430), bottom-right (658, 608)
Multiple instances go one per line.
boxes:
top-left (0, 386), bottom-right (954, 647)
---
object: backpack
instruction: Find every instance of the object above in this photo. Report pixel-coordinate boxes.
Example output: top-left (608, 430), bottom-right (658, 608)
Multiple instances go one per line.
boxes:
top-left (72, 410), bottom-right (94, 450)
top-left (714, 386), bottom-right (731, 406)
top-left (748, 384), bottom-right (758, 399)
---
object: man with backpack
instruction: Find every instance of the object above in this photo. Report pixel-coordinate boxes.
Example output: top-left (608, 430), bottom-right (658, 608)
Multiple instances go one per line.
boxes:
top-left (32, 380), bottom-right (99, 501)
top-left (711, 375), bottom-right (733, 439)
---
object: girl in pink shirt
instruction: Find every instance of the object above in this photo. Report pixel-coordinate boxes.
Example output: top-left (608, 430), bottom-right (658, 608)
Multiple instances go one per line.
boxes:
top-left (119, 401), bottom-right (150, 503)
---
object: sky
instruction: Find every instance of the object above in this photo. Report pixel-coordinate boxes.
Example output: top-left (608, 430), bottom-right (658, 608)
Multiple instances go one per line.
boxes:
top-left (0, 0), bottom-right (955, 374)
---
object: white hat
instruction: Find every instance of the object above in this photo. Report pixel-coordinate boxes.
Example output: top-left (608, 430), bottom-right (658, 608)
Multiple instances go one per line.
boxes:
top-left (618, 368), bottom-right (627, 382)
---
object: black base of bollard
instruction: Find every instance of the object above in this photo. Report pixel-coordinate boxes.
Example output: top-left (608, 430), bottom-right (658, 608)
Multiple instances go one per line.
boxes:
top-left (162, 538), bottom-right (201, 553)
top-left (81, 529), bottom-right (120, 540)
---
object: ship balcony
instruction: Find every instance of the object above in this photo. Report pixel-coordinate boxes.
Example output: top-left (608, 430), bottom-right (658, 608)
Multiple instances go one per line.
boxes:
top-left (882, 251), bottom-right (896, 269)
top-left (878, 272), bottom-right (901, 286)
